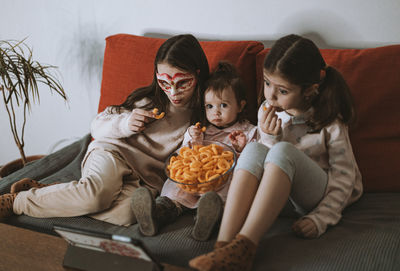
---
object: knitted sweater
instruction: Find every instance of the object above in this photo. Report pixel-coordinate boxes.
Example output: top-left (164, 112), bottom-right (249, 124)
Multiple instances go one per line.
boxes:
top-left (258, 101), bottom-right (363, 236)
top-left (87, 97), bottom-right (192, 193)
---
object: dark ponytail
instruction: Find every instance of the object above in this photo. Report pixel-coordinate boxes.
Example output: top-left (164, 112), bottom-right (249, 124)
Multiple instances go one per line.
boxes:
top-left (311, 66), bottom-right (356, 131)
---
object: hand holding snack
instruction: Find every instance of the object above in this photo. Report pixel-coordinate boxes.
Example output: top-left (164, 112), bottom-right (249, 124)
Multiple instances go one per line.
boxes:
top-left (195, 122), bottom-right (207, 132)
top-left (188, 122), bottom-right (206, 141)
top-left (127, 109), bottom-right (155, 132)
top-left (260, 105), bottom-right (282, 136)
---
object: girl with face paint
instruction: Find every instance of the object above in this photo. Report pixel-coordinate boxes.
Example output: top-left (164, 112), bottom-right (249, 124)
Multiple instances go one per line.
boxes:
top-left (0, 34), bottom-right (210, 228)
top-left (131, 62), bottom-right (258, 241)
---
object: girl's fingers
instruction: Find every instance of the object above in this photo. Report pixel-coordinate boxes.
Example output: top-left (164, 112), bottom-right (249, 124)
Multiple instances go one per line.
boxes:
top-left (132, 108), bottom-right (158, 121)
top-left (260, 105), bottom-right (272, 123)
top-left (267, 115), bottom-right (277, 131)
top-left (264, 106), bottom-right (276, 125)
top-left (273, 118), bottom-right (282, 134)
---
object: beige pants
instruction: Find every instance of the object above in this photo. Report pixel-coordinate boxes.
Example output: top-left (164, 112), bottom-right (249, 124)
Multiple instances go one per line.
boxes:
top-left (13, 148), bottom-right (149, 226)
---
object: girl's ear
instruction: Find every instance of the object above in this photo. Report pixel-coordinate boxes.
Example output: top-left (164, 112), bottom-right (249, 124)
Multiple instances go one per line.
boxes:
top-left (239, 100), bottom-right (246, 112)
top-left (304, 84), bottom-right (319, 99)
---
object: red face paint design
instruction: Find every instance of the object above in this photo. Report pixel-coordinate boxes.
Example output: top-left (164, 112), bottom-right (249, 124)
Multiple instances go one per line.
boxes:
top-left (156, 72), bottom-right (195, 95)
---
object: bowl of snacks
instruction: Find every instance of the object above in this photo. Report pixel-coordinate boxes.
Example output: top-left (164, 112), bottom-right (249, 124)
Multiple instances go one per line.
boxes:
top-left (165, 140), bottom-right (237, 195)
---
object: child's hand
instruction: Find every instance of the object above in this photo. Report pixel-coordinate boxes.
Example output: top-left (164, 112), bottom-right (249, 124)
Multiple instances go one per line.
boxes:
top-left (292, 218), bottom-right (318, 238)
top-left (188, 123), bottom-right (204, 141)
top-left (229, 130), bottom-right (247, 153)
top-left (127, 109), bottom-right (157, 132)
top-left (260, 106), bottom-right (282, 135)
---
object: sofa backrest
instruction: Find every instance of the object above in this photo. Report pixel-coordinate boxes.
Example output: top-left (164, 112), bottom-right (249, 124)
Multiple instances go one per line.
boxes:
top-left (257, 45), bottom-right (400, 192)
top-left (99, 34), bottom-right (400, 192)
top-left (98, 34), bottom-right (263, 124)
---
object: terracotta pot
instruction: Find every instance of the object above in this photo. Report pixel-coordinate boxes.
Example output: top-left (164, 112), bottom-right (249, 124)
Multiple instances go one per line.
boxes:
top-left (0, 155), bottom-right (45, 178)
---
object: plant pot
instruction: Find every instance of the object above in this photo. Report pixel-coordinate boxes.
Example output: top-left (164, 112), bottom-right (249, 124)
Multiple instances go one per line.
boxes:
top-left (0, 155), bottom-right (45, 178)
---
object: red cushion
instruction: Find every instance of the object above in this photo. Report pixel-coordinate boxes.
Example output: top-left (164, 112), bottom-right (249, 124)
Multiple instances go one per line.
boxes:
top-left (256, 45), bottom-right (400, 192)
top-left (98, 34), bottom-right (264, 123)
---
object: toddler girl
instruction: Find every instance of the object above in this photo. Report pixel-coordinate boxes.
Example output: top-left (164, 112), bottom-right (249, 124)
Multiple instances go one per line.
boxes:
top-left (189, 34), bottom-right (363, 271)
top-left (131, 62), bottom-right (257, 241)
top-left (0, 34), bottom-right (210, 227)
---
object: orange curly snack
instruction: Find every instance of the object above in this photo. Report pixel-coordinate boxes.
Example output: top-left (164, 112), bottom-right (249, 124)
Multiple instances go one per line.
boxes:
top-left (153, 108), bottom-right (165, 119)
top-left (167, 143), bottom-right (235, 194)
top-left (195, 122), bottom-right (207, 132)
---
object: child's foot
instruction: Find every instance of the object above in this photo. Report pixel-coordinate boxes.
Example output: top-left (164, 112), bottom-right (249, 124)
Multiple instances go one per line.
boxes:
top-left (10, 178), bottom-right (59, 193)
top-left (131, 187), bottom-right (182, 236)
top-left (131, 187), bottom-right (158, 236)
top-left (0, 193), bottom-right (17, 219)
top-left (214, 240), bottom-right (228, 249)
top-left (189, 234), bottom-right (257, 271)
top-left (192, 191), bottom-right (223, 241)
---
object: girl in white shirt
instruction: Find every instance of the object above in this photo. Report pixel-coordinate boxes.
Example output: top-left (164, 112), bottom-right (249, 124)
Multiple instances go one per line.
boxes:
top-left (190, 34), bottom-right (363, 271)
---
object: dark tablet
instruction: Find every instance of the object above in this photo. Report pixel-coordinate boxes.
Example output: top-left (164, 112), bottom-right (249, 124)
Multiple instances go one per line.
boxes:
top-left (53, 224), bottom-right (163, 271)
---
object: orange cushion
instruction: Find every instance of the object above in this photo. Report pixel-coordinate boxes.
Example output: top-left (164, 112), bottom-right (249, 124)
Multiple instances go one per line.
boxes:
top-left (98, 34), bottom-right (264, 123)
top-left (256, 45), bottom-right (400, 192)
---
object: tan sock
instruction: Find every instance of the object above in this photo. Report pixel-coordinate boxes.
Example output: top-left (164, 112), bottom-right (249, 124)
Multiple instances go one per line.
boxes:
top-left (189, 234), bottom-right (257, 271)
top-left (214, 240), bottom-right (229, 249)
top-left (0, 193), bottom-right (17, 218)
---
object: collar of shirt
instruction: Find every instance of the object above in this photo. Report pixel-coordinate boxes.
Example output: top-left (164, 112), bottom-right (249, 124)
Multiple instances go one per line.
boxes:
top-left (277, 107), bottom-right (314, 125)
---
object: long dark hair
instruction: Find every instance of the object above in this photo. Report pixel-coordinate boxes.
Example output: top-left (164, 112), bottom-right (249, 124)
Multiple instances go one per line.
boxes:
top-left (205, 61), bottom-right (247, 122)
top-left (262, 34), bottom-right (356, 131)
top-left (111, 34), bottom-right (209, 123)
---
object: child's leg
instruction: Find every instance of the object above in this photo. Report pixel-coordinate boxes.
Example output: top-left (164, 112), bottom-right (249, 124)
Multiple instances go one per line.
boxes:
top-left (190, 142), bottom-right (326, 270)
top-left (10, 178), bottom-right (60, 194)
top-left (217, 142), bottom-right (269, 243)
top-left (217, 169), bottom-right (259, 243)
top-left (90, 172), bottom-right (144, 226)
top-left (189, 154), bottom-right (288, 271)
top-left (240, 162), bottom-right (291, 243)
top-left (13, 149), bottom-right (131, 218)
top-left (266, 142), bottom-right (327, 214)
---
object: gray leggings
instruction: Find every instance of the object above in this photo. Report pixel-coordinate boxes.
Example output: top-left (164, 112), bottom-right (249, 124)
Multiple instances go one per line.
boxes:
top-left (235, 142), bottom-right (328, 216)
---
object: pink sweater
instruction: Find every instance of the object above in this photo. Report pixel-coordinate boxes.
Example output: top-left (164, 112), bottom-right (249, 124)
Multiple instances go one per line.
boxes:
top-left (258, 101), bottom-right (363, 236)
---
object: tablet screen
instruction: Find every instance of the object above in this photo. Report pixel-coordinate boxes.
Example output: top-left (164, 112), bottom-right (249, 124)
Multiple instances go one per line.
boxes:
top-left (54, 226), bottom-right (153, 262)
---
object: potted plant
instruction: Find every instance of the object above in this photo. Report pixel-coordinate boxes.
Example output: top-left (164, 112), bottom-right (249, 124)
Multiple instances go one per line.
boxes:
top-left (0, 39), bottom-right (67, 177)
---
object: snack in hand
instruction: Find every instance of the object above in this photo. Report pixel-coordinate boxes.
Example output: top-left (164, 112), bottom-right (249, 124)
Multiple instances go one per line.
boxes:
top-left (195, 122), bottom-right (207, 132)
top-left (153, 108), bottom-right (165, 119)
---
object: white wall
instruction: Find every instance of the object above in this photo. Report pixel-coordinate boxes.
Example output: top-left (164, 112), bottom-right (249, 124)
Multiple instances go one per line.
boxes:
top-left (1, 0), bottom-right (399, 165)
